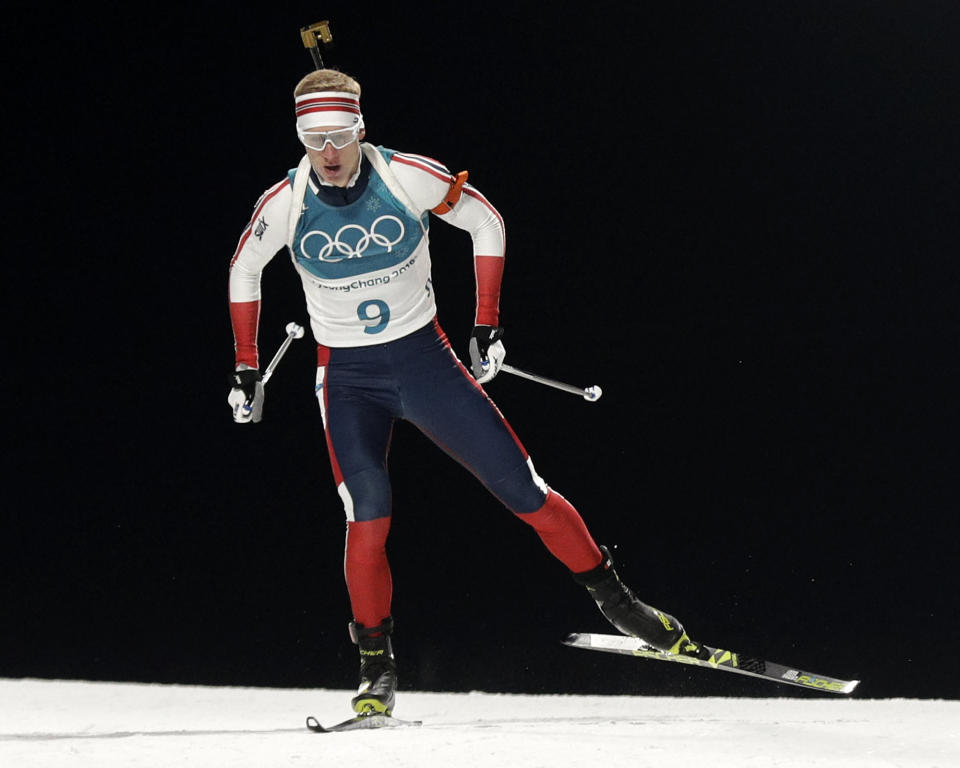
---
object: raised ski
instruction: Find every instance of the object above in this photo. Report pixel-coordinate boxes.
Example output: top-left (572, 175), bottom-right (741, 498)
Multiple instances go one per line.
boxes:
top-left (564, 632), bottom-right (859, 694)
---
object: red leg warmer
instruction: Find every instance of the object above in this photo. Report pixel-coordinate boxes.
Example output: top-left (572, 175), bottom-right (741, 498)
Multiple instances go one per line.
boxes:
top-left (344, 517), bottom-right (393, 628)
top-left (516, 490), bottom-right (603, 573)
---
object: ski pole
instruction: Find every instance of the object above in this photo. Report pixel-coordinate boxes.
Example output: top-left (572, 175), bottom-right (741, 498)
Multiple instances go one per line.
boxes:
top-left (500, 363), bottom-right (603, 403)
top-left (261, 322), bottom-right (305, 385)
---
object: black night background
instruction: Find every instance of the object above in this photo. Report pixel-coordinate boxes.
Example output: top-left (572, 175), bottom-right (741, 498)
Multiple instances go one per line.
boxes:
top-left (4, 2), bottom-right (959, 701)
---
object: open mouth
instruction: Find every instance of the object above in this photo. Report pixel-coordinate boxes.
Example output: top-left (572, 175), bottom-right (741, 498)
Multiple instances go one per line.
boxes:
top-left (324, 164), bottom-right (342, 174)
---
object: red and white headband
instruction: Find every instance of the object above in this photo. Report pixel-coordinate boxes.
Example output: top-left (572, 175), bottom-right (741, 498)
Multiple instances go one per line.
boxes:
top-left (295, 91), bottom-right (363, 130)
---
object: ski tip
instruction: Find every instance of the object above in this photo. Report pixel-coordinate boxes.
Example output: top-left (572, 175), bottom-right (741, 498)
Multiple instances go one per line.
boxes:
top-left (305, 715), bottom-right (328, 733)
top-left (842, 679), bottom-right (861, 695)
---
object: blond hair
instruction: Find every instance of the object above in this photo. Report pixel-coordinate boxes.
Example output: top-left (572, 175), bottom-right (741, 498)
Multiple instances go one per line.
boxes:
top-left (294, 69), bottom-right (361, 98)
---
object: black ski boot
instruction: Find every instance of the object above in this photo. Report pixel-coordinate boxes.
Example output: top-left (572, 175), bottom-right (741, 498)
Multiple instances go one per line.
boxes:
top-left (349, 617), bottom-right (398, 715)
top-left (574, 546), bottom-right (707, 658)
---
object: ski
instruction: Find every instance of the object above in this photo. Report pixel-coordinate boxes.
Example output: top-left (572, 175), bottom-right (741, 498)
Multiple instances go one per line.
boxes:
top-left (305, 713), bottom-right (423, 733)
top-left (564, 632), bottom-right (860, 694)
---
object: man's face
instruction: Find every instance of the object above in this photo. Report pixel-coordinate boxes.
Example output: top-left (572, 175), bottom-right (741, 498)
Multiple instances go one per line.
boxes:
top-left (302, 124), bottom-right (365, 187)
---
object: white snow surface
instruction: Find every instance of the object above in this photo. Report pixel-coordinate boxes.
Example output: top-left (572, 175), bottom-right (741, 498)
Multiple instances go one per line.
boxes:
top-left (2, 678), bottom-right (957, 767)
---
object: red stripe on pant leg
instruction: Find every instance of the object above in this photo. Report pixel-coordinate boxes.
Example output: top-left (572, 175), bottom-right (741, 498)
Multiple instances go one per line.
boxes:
top-left (516, 490), bottom-right (603, 573)
top-left (345, 518), bottom-right (393, 627)
top-left (433, 317), bottom-right (530, 460)
top-left (316, 345), bottom-right (346, 486)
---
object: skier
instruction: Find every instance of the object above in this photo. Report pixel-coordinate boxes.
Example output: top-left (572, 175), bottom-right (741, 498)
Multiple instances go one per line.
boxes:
top-left (227, 69), bottom-right (705, 717)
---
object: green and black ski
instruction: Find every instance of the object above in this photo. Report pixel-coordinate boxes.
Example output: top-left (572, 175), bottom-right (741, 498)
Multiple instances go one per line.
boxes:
top-left (564, 632), bottom-right (860, 694)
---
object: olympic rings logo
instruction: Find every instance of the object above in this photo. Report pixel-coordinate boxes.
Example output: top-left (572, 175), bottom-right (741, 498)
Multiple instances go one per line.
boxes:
top-left (300, 215), bottom-right (406, 263)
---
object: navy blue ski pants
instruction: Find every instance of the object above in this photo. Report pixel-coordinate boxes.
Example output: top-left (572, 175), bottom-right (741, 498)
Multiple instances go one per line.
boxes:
top-left (315, 319), bottom-right (547, 521)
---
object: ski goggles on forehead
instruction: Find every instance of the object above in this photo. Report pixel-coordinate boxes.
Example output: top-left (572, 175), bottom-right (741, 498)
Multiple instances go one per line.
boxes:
top-left (296, 123), bottom-right (362, 151)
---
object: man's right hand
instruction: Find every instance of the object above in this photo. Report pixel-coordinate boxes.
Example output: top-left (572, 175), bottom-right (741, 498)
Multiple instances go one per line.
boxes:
top-left (228, 365), bottom-right (264, 423)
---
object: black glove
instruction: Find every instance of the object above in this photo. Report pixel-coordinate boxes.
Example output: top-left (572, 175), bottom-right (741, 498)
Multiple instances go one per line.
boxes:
top-left (227, 367), bottom-right (264, 423)
top-left (468, 325), bottom-right (506, 383)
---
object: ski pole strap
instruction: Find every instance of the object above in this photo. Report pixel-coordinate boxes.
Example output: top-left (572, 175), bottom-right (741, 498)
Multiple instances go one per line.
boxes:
top-left (431, 170), bottom-right (469, 214)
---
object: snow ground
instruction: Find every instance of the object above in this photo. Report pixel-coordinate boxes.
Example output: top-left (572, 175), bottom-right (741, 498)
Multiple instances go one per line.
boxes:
top-left (1, 679), bottom-right (957, 767)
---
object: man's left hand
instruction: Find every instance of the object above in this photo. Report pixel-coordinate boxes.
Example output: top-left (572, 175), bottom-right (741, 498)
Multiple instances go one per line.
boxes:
top-left (469, 325), bottom-right (506, 384)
